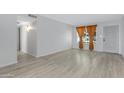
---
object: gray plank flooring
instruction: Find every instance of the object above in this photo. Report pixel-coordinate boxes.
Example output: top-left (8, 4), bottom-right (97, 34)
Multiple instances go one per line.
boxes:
top-left (0, 49), bottom-right (124, 78)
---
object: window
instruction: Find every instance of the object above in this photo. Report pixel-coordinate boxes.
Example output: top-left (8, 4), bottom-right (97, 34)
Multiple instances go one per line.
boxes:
top-left (83, 31), bottom-right (96, 43)
top-left (83, 32), bottom-right (89, 43)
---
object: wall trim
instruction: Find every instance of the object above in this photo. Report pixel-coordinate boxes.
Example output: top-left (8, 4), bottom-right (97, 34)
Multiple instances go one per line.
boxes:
top-left (36, 48), bottom-right (71, 57)
top-left (0, 60), bottom-right (17, 68)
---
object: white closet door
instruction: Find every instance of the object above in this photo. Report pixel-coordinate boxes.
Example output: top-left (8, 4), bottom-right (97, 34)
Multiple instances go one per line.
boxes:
top-left (103, 25), bottom-right (119, 53)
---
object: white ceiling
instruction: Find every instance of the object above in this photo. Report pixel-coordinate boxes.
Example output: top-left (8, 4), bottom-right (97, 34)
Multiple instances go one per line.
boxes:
top-left (41, 14), bottom-right (124, 26)
top-left (17, 15), bottom-right (36, 23)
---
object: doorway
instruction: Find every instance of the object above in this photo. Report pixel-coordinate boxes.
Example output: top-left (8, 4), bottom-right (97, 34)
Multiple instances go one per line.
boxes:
top-left (103, 25), bottom-right (119, 53)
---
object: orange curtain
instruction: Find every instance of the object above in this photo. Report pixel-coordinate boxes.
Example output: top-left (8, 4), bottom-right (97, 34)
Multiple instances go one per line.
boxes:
top-left (76, 26), bottom-right (85, 49)
top-left (87, 25), bottom-right (96, 51)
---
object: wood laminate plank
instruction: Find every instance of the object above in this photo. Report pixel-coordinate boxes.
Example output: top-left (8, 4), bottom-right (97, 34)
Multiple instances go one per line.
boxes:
top-left (0, 49), bottom-right (124, 78)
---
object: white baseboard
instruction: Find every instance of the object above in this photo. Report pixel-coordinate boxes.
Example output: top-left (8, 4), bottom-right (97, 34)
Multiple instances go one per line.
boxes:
top-left (36, 48), bottom-right (70, 57)
top-left (0, 60), bottom-right (17, 68)
top-left (20, 50), bottom-right (37, 57)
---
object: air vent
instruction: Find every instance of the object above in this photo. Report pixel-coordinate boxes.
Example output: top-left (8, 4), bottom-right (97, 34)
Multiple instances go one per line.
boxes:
top-left (28, 14), bottom-right (37, 18)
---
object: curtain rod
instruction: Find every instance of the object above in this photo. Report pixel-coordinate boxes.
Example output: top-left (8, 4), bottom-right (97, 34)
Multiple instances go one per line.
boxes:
top-left (77, 24), bottom-right (97, 27)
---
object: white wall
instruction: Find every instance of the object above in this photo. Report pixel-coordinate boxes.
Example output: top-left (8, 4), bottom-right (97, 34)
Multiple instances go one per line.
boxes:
top-left (120, 17), bottom-right (124, 57)
top-left (36, 16), bottom-right (72, 57)
top-left (20, 25), bottom-right (28, 53)
top-left (72, 20), bottom-right (120, 52)
top-left (0, 15), bottom-right (17, 67)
